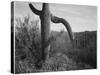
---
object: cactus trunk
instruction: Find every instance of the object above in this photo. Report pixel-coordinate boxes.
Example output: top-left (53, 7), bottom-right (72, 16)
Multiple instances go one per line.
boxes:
top-left (29, 3), bottom-right (74, 67)
top-left (40, 3), bottom-right (51, 61)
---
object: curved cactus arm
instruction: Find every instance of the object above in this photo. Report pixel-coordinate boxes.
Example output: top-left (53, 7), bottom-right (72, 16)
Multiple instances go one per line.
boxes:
top-left (29, 3), bottom-right (41, 15)
top-left (51, 14), bottom-right (74, 42)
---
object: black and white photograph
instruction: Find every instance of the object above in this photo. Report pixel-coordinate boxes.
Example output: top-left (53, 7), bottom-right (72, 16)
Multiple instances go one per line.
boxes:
top-left (11, 1), bottom-right (97, 74)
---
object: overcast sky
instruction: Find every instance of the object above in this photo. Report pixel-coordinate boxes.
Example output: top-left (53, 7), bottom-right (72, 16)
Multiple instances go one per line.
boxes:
top-left (14, 1), bottom-right (97, 32)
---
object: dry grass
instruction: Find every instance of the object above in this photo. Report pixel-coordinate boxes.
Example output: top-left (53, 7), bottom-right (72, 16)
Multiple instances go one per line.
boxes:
top-left (15, 15), bottom-right (96, 74)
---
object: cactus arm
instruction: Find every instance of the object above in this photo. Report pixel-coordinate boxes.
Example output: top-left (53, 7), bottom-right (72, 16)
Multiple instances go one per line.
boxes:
top-left (51, 14), bottom-right (74, 42)
top-left (29, 3), bottom-right (41, 15)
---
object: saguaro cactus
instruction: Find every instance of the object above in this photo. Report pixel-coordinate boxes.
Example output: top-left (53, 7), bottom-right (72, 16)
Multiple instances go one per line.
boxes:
top-left (29, 3), bottom-right (74, 65)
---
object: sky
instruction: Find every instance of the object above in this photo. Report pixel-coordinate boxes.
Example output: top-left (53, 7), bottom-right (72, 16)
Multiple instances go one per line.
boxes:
top-left (14, 1), bottom-right (97, 32)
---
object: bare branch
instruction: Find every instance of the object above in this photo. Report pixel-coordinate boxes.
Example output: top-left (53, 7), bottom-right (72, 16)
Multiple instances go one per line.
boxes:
top-left (51, 14), bottom-right (74, 42)
top-left (29, 3), bottom-right (41, 15)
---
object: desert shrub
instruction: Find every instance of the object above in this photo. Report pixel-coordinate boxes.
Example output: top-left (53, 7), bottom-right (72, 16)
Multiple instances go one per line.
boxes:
top-left (65, 31), bottom-right (97, 68)
top-left (14, 15), bottom-right (96, 73)
top-left (15, 15), bottom-right (42, 73)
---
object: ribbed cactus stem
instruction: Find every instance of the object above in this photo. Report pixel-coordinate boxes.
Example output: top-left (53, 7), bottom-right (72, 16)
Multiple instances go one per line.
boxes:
top-left (29, 3), bottom-right (74, 68)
